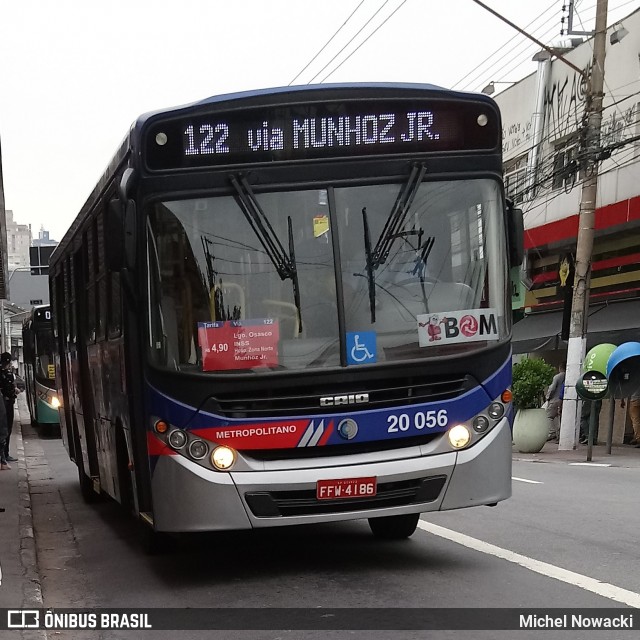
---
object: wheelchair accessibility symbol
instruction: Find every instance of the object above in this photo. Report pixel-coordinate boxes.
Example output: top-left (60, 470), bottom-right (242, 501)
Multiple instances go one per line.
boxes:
top-left (347, 332), bottom-right (377, 365)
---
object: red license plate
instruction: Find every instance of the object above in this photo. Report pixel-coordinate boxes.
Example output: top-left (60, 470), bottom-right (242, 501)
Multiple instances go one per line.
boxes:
top-left (316, 476), bottom-right (377, 500)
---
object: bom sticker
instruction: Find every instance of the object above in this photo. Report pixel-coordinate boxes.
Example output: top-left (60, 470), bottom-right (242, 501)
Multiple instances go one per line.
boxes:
top-left (417, 309), bottom-right (499, 347)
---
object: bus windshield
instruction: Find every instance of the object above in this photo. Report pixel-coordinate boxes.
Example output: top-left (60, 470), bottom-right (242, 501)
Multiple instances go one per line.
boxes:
top-left (35, 328), bottom-right (56, 383)
top-left (146, 178), bottom-right (507, 373)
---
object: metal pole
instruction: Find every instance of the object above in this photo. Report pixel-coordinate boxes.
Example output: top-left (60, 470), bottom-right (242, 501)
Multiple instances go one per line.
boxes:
top-left (559, 0), bottom-right (609, 451)
top-left (0, 299), bottom-right (4, 353)
top-left (587, 402), bottom-right (597, 461)
top-left (606, 396), bottom-right (614, 454)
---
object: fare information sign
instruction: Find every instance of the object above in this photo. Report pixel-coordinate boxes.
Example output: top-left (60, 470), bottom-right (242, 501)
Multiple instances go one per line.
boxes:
top-left (145, 97), bottom-right (498, 170)
top-left (197, 319), bottom-right (279, 371)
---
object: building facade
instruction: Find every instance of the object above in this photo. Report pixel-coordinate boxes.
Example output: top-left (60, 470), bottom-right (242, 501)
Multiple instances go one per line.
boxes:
top-left (5, 209), bottom-right (32, 270)
top-left (494, 8), bottom-right (640, 358)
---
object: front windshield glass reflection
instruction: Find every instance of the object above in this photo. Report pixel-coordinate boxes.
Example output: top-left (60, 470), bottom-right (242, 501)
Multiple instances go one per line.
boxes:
top-left (146, 179), bottom-right (506, 373)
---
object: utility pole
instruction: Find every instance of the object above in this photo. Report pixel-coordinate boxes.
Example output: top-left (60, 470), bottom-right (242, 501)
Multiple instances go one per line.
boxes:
top-left (558, 0), bottom-right (609, 450)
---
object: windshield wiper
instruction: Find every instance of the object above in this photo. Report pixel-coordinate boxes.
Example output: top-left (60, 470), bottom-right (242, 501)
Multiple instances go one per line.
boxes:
top-left (370, 163), bottom-right (427, 270)
top-left (230, 174), bottom-right (294, 279)
top-left (287, 216), bottom-right (303, 333)
top-left (230, 174), bottom-right (302, 333)
top-left (360, 163), bottom-right (428, 322)
top-left (361, 207), bottom-right (376, 323)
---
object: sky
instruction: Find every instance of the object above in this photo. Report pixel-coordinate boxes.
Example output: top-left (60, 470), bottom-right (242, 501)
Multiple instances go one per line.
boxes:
top-left (1, 0), bottom-right (637, 243)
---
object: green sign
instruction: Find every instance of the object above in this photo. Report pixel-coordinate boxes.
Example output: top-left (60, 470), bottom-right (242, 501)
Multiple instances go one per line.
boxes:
top-left (576, 370), bottom-right (608, 400)
top-left (583, 343), bottom-right (616, 375)
top-left (510, 266), bottom-right (526, 310)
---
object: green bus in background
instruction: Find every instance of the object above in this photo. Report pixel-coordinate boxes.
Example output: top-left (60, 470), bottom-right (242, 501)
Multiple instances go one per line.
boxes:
top-left (22, 305), bottom-right (61, 429)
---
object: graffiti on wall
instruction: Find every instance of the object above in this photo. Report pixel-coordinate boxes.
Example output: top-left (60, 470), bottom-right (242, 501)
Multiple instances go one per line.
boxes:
top-left (502, 61), bottom-right (636, 160)
top-left (543, 67), bottom-right (589, 143)
top-left (502, 119), bottom-right (533, 155)
top-left (601, 104), bottom-right (637, 148)
top-left (501, 67), bottom-right (589, 156)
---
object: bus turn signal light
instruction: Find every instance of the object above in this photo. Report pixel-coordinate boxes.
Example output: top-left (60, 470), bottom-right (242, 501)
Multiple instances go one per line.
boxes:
top-left (501, 389), bottom-right (513, 403)
top-left (154, 420), bottom-right (169, 434)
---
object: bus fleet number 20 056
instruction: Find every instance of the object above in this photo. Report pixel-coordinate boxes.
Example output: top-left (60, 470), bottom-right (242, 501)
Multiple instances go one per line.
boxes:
top-left (387, 409), bottom-right (448, 433)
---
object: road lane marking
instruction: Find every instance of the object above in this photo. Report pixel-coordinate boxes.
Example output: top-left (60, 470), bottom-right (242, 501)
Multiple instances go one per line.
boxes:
top-left (417, 521), bottom-right (640, 607)
top-left (512, 477), bottom-right (542, 484)
top-left (569, 463), bottom-right (611, 467)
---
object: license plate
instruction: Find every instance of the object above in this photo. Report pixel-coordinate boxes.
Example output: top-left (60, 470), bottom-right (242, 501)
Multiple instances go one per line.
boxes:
top-left (316, 476), bottom-right (377, 500)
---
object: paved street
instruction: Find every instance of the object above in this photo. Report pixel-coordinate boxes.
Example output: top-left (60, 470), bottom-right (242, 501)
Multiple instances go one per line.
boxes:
top-left (2, 394), bottom-right (640, 639)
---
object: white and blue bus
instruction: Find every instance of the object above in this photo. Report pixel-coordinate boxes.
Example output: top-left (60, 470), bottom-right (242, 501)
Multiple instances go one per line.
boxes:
top-left (22, 305), bottom-right (61, 429)
top-left (50, 84), bottom-right (523, 545)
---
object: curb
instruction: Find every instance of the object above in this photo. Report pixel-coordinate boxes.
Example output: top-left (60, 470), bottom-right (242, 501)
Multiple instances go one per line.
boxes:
top-left (15, 402), bottom-right (48, 640)
top-left (17, 420), bottom-right (44, 607)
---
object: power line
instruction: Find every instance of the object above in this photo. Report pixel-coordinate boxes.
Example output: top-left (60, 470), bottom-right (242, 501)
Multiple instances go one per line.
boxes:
top-left (318, 0), bottom-right (408, 83)
top-left (306, 0), bottom-right (393, 84)
top-left (456, 0), bottom-right (635, 94)
top-left (288, 0), bottom-right (367, 86)
top-left (453, 0), bottom-right (559, 91)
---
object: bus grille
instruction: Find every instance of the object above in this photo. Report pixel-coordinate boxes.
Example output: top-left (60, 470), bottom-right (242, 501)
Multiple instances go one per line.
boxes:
top-left (207, 374), bottom-right (473, 418)
top-left (244, 475), bottom-right (447, 518)
top-left (245, 433), bottom-right (440, 461)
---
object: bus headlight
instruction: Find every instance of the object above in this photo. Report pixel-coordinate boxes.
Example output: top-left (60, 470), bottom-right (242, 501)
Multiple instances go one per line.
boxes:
top-left (448, 424), bottom-right (471, 449)
top-left (51, 396), bottom-right (61, 409)
top-left (167, 429), bottom-right (187, 450)
top-left (188, 439), bottom-right (208, 460)
top-left (211, 446), bottom-right (236, 471)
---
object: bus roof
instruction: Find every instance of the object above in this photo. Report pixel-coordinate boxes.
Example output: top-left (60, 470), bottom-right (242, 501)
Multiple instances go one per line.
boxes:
top-left (51, 82), bottom-right (498, 266)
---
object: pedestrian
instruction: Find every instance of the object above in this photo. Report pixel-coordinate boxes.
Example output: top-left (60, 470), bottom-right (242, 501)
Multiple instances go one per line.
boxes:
top-left (545, 363), bottom-right (565, 441)
top-left (0, 352), bottom-right (18, 463)
top-left (0, 387), bottom-right (9, 470)
top-left (579, 399), bottom-right (602, 444)
top-left (628, 388), bottom-right (640, 447)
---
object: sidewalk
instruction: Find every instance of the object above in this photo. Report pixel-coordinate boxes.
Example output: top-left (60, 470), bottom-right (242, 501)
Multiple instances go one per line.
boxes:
top-left (513, 437), bottom-right (640, 467)
top-left (0, 393), bottom-right (43, 609)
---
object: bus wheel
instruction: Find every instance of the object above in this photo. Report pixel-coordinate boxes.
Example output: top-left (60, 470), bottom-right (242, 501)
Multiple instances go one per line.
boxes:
top-left (368, 513), bottom-right (420, 540)
top-left (115, 427), bottom-right (134, 514)
top-left (75, 438), bottom-right (101, 503)
top-left (77, 460), bottom-right (101, 503)
top-left (71, 415), bottom-right (101, 503)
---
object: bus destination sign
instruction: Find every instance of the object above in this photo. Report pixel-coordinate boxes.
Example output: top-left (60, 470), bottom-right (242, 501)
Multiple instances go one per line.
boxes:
top-left (145, 99), bottom-right (498, 170)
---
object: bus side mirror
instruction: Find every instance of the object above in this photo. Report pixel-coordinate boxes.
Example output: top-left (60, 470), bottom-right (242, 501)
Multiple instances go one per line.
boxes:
top-left (507, 203), bottom-right (524, 267)
top-left (106, 199), bottom-right (125, 271)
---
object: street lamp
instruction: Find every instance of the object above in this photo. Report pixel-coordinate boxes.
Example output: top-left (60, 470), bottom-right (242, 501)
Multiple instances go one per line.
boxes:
top-left (481, 81), bottom-right (516, 96)
top-left (610, 23), bottom-right (629, 45)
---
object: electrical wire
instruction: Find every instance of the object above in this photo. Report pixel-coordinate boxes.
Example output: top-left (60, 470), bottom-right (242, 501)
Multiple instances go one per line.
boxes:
top-left (288, 0), bottom-right (367, 86)
top-left (453, 0), bottom-right (559, 91)
top-left (456, 0), bottom-right (637, 96)
top-left (318, 0), bottom-right (408, 83)
top-left (306, 0), bottom-right (393, 84)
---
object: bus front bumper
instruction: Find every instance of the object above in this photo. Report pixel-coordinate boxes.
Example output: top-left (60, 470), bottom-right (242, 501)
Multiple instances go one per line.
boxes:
top-left (150, 417), bottom-right (512, 532)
